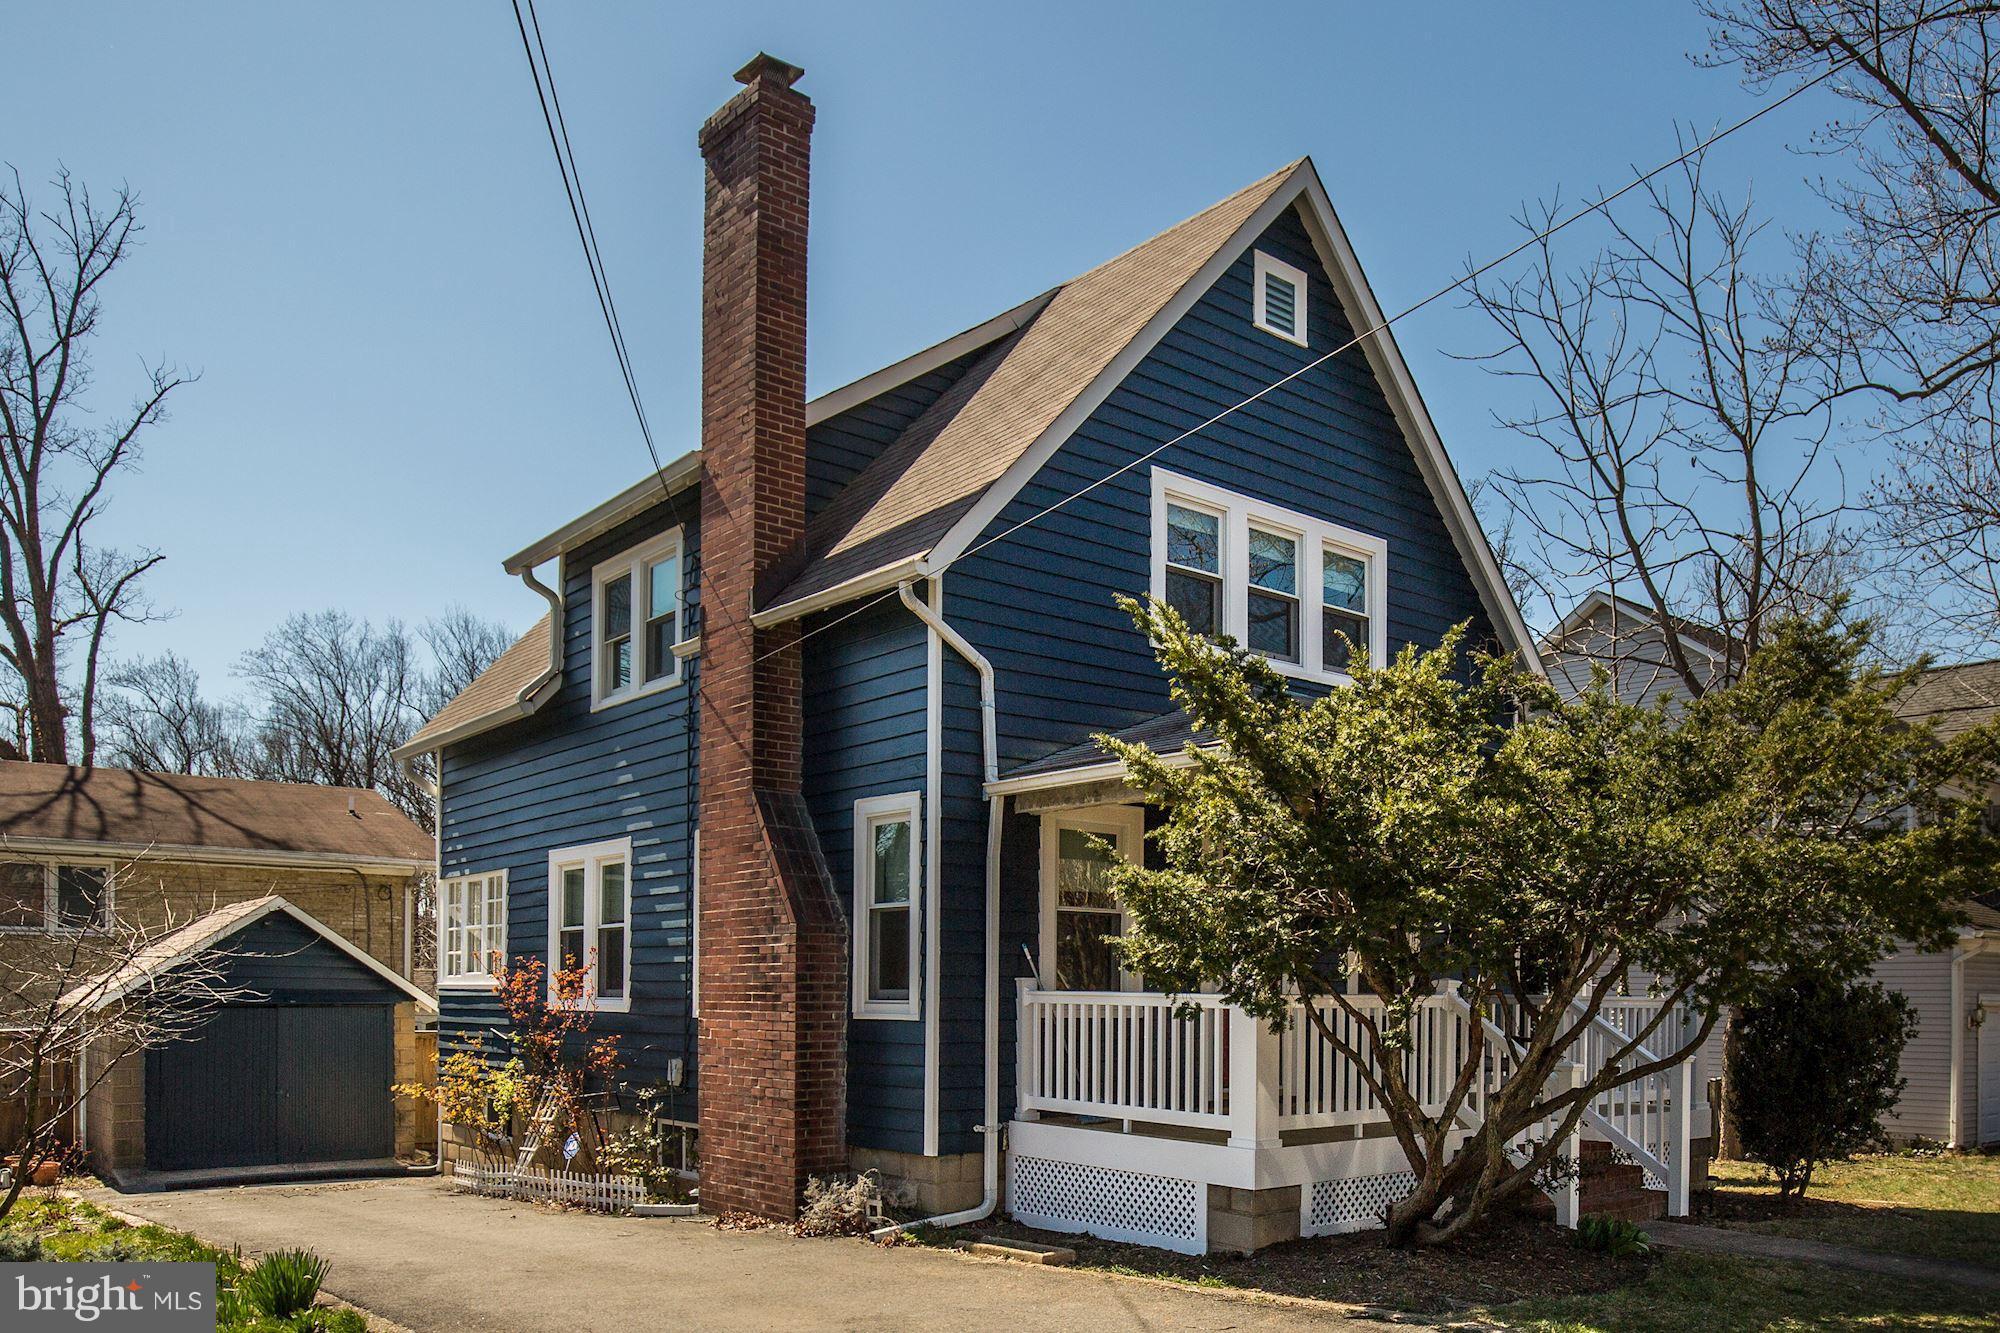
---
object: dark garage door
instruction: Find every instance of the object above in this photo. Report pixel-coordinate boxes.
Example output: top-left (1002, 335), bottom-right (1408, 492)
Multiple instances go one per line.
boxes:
top-left (147, 1005), bottom-right (394, 1172)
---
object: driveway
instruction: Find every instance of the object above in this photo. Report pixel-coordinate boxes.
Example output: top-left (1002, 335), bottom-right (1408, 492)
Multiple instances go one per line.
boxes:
top-left (86, 1177), bottom-right (1371, 1332)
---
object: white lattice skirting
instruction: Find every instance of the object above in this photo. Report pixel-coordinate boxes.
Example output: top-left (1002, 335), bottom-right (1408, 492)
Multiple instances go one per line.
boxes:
top-left (452, 1164), bottom-right (645, 1213)
top-left (1009, 1155), bottom-right (1206, 1254)
top-left (1302, 1171), bottom-right (1418, 1237)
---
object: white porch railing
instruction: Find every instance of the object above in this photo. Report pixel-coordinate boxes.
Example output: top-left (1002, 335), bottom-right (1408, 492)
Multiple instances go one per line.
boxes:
top-left (1015, 979), bottom-right (1698, 1216)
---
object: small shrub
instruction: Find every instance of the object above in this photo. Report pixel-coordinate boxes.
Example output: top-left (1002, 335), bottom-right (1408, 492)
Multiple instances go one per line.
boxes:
top-left (238, 1249), bottom-right (330, 1319)
top-left (0, 1232), bottom-right (43, 1261)
top-left (1575, 1215), bottom-right (1651, 1258)
top-left (796, 1172), bottom-right (897, 1237)
top-left (1730, 968), bottom-right (1916, 1202)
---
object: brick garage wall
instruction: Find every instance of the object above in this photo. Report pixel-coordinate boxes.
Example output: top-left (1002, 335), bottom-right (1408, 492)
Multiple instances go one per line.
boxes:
top-left (695, 55), bottom-right (849, 1222)
top-left (82, 1037), bottom-right (144, 1184)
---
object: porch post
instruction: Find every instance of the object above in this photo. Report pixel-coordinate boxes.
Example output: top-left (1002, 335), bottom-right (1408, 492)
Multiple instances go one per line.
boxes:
top-left (1015, 977), bottom-right (1041, 1122)
top-left (1553, 1061), bottom-right (1583, 1229)
top-left (1664, 1050), bottom-right (1693, 1217)
top-left (1226, 1003), bottom-right (1282, 1151)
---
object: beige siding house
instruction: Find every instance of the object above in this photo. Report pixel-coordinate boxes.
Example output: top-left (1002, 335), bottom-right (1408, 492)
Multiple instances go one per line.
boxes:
top-left (1546, 597), bottom-right (2000, 1150)
top-left (0, 761), bottom-right (437, 1182)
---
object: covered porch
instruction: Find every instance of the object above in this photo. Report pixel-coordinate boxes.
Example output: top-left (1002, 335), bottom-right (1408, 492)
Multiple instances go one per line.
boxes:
top-left (989, 722), bottom-right (1709, 1255)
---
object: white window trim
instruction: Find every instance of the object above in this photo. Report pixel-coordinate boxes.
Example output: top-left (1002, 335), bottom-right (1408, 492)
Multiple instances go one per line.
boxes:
top-left (852, 791), bottom-right (922, 1020)
top-left (1038, 804), bottom-right (1146, 993)
top-left (590, 529), bottom-right (687, 712)
top-left (1252, 249), bottom-right (1309, 347)
top-left (0, 859), bottom-right (116, 935)
top-left (1150, 467), bottom-right (1389, 685)
top-left (689, 829), bottom-right (700, 1018)
top-left (546, 836), bottom-right (634, 1014)
top-left (437, 869), bottom-right (508, 991)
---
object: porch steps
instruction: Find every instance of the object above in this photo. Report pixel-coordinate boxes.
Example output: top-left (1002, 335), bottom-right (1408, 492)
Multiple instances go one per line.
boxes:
top-left (1525, 1140), bottom-right (1667, 1225)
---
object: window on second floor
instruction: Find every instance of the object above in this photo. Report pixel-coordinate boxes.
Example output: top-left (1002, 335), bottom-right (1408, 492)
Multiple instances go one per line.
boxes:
top-left (440, 871), bottom-right (507, 988)
top-left (852, 792), bottom-right (921, 1020)
top-left (0, 860), bottom-right (112, 933)
top-left (548, 838), bottom-right (632, 1012)
top-left (592, 530), bottom-right (685, 710)
top-left (1150, 468), bottom-right (1389, 684)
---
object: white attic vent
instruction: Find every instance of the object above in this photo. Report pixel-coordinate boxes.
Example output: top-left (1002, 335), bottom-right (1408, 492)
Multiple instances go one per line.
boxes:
top-left (1253, 249), bottom-right (1309, 347)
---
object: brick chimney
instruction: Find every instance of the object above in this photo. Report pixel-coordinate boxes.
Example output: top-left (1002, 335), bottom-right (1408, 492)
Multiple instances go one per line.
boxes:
top-left (695, 53), bottom-right (849, 1220)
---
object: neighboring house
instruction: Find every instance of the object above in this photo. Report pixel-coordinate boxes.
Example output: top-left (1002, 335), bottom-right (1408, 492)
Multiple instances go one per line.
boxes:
top-left (1545, 595), bottom-right (2000, 1151)
top-left (0, 760), bottom-right (436, 1185)
top-left (401, 56), bottom-right (1703, 1255)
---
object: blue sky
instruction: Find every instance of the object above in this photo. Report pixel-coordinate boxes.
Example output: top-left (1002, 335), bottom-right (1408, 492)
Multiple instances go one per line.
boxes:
top-left (6, 2), bottom-right (1836, 689)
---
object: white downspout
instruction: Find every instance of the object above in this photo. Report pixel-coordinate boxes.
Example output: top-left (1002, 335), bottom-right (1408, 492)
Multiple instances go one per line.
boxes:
top-left (877, 579), bottom-right (1002, 1237)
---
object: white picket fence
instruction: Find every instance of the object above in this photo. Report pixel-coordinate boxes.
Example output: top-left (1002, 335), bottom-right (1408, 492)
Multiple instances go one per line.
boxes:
top-left (452, 1163), bottom-right (646, 1212)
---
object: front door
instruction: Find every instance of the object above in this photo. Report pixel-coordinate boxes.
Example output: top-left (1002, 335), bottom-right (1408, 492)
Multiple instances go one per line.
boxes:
top-left (1038, 805), bottom-right (1146, 992)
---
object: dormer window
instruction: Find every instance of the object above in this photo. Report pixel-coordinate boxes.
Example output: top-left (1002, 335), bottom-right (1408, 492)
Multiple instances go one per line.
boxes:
top-left (1253, 250), bottom-right (1309, 347)
top-left (592, 529), bottom-right (686, 709)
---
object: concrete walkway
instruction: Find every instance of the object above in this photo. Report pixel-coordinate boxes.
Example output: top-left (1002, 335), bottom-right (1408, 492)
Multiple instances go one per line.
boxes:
top-left (1647, 1220), bottom-right (2000, 1293)
top-left (86, 1177), bottom-right (1373, 1332)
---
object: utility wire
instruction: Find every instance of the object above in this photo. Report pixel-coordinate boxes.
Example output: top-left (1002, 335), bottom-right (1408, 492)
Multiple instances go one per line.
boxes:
top-left (939, 59), bottom-right (1848, 577)
top-left (509, 0), bottom-right (667, 491)
top-left (741, 58), bottom-right (1846, 669)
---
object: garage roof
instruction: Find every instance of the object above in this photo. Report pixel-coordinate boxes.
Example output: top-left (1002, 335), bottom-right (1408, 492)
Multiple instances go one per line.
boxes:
top-left (0, 761), bottom-right (433, 868)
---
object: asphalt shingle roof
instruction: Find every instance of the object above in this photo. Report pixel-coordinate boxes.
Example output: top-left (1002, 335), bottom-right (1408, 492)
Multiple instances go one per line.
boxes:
top-left (0, 762), bottom-right (432, 865)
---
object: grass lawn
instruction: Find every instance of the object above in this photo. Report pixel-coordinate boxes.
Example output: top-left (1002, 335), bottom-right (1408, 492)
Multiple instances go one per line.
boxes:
top-left (1488, 1250), bottom-right (1997, 1332)
top-left (0, 1190), bottom-right (365, 1333)
top-left (1704, 1152), bottom-right (2000, 1269)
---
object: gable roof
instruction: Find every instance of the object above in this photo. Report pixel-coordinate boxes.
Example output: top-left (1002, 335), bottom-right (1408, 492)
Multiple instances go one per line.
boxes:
top-left (752, 158), bottom-right (1536, 667)
top-left (1893, 657), bottom-right (2000, 740)
top-left (57, 894), bottom-right (436, 1014)
top-left (395, 613), bottom-right (558, 759)
top-left (1543, 591), bottom-right (1736, 664)
top-left (0, 762), bottom-right (432, 868)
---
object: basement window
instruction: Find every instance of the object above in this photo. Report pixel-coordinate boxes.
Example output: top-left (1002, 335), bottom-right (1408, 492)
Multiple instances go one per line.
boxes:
top-left (440, 870), bottom-right (507, 987)
top-left (0, 860), bottom-right (112, 934)
top-left (592, 530), bottom-right (686, 710)
top-left (852, 792), bottom-right (921, 1020)
top-left (548, 837), bottom-right (633, 1012)
top-left (1252, 250), bottom-right (1309, 347)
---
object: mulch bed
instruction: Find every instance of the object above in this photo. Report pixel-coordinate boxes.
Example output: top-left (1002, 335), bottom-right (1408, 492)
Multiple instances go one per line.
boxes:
top-left (963, 1214), bottom-right (1650, 1316)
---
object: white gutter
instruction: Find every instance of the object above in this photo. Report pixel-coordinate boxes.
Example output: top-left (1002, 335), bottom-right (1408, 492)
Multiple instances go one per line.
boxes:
top-left (877, 579), bottom-right (1003, 1238)
top-left (390, 564), bottom-right (567, 763)
top-left (751, 557), bottom-right (927, 630)
top-left (0, 835), bottom-right (429, 877)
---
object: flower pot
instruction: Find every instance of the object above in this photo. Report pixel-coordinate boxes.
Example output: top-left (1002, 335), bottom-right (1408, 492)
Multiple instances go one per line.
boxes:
top-left (4, 1156), bottom-right (60, 1187)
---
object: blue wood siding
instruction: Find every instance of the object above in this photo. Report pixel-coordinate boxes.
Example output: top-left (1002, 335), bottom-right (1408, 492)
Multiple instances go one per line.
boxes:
top-left (943, 206), bottom-right (1496, 1145)
top-left (204, 913), bottom-right (408, 1007)
top-left (805, 350), bottom-right (983, 519)
top-left (800, 595), bottom-right (931, 1154)
top-left (435, 494), bottom-right (701, 1114)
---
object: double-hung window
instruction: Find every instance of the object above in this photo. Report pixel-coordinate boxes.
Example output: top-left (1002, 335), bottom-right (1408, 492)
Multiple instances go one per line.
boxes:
top-left (0, 860), bottom-right (112, 933)
top-left (547, 838), bottom-right (632, 1011)
top-left (439, 871), bottom-right (507, 987)
top-left (592, 530), bottom-right (685, 709)
top-left (1164, 502), bottom-right (1223, 636)
top-left (852, 793), bottom-right (920, 1019)
top-left (1321, 546), bottom-right (1373, 672)
top-left (1246, 526), bottom-right (1301, 663)
top-left (1150, 468), bottom-right (1388, 684)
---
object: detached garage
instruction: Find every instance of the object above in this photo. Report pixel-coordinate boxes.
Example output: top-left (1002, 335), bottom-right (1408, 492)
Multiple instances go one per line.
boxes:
top-left (70, 897), bottom-right (435, 1186)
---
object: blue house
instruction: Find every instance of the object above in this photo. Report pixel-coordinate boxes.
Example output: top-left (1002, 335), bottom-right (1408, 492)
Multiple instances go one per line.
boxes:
top-left (401, 55), bottom-right (1697, 1254)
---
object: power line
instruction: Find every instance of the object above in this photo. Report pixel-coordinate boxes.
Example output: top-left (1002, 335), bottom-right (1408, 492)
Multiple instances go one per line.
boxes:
top-left (744, 58), bottom-right (1845, 669)
top-left (940, 60), bottom-right (1848, 577)
top-left (508, 0), bottom-right (667, 490)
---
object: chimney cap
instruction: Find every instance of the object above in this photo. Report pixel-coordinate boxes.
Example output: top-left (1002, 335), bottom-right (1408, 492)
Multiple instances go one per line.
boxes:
top-left (734, 52), bottom-right (804, 87)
